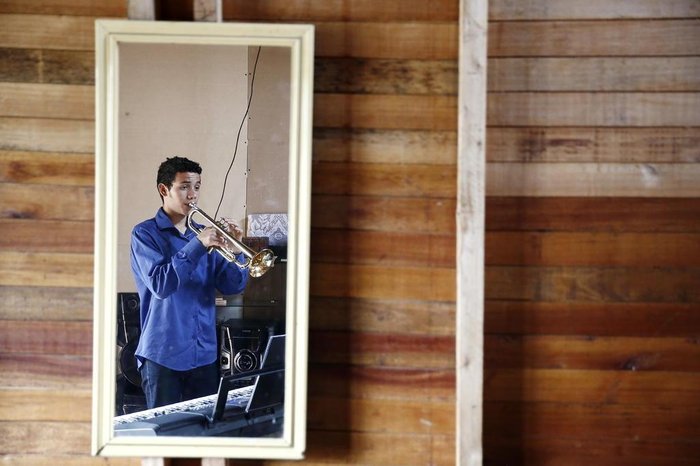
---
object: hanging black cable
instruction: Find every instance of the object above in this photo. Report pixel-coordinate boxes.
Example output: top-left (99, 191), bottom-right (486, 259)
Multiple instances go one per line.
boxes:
top-left (214, 46), bottom-right (262, 219)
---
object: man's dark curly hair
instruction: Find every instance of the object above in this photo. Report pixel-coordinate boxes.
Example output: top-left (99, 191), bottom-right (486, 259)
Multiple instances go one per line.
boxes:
top-left (156, 156), bottom-right (202, 200)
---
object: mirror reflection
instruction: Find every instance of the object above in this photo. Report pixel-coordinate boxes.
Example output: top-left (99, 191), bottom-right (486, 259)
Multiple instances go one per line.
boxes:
top-left (113, 42), bottom-right (290, 439)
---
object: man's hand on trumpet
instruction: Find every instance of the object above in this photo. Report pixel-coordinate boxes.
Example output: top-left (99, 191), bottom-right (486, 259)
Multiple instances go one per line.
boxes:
top-left (218, 217), bottom-right (244, 254)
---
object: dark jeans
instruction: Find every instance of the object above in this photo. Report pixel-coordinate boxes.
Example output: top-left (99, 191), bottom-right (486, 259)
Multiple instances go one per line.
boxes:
top-left (139, 359), bottom-right (220, 409)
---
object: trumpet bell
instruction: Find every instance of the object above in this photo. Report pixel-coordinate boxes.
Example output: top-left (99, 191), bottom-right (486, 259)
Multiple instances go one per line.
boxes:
top-left (249, 248), bottom-right (276, 278)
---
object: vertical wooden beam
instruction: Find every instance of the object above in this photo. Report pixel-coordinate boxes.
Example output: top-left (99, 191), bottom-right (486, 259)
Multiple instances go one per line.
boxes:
top-left (127, 0), bottom-right (156, 20)
top-left (194, 0), bottom-right (222, 22)
top-left (457, 0), bottom-right (487, 465)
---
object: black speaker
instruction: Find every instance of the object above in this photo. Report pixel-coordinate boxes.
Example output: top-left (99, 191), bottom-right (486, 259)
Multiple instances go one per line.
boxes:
top-left (116, 292), bottom-right (142, 388)
top-left (117, 292), bottom-right (141, 347)
top-left (218, 320), bottom-right (275, 387)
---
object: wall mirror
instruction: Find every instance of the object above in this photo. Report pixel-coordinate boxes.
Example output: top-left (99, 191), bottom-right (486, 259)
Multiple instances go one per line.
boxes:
top-left (92, 19), bottom-right (313, 459)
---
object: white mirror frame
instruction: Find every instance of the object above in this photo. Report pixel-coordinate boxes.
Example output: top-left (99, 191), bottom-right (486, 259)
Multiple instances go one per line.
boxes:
top-left (92, 19), bottom-right (314, 460)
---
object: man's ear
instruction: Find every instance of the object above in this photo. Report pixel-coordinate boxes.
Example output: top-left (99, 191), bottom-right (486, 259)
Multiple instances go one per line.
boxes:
top-left (157, 183), bottom-right (169, 198)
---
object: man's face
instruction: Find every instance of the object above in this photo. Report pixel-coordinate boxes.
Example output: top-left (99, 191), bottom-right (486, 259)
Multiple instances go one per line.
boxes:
top-left (159, 172), bottom-right (201, 217)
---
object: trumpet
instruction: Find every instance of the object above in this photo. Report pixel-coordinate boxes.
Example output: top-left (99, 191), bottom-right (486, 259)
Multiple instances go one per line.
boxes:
top-left (186, 203), bottom-right (275, 278)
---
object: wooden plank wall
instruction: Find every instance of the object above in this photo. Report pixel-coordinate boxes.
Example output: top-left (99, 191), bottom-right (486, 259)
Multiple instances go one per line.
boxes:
top-left (482, 1), bottom-right (700, 465)
top-left (0, 1), bottom-right (698, 466)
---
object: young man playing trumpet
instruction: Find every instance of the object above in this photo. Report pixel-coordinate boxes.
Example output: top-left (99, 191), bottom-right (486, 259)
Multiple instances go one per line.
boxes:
top-left (130, 156), bottom-right (249, 409)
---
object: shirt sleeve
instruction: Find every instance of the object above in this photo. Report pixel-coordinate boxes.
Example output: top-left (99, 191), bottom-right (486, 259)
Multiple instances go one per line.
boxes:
top-left (130, 225), bottom-right (208, 299)
top-left (213, 252), bottom-right (249, 295)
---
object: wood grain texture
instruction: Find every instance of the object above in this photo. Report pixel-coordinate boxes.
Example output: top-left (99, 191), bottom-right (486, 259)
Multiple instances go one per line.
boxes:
top-left (488, 57), bottom-right (700, 92)
top-left (310, 263), bottom-right (455, 302)
top-left (486, 266), bottom-right (700, 302)
top-left (486, 301), bottom-right (700, 337)
top-left (0, 117), bottom-right (94, 153)
top-left (314, 94), bottom-right (457, 130)
top-left (0, 285), bottom-right (93, 320)
top-left (312, 162), bottom-right (456, 198)
top-left (485, 368), bottom-right (700, 405)
top-left (485, 197), bottom-right (700, 232)
top-left (0, 251), bottom-right (92, 288)
top-left (0, 82), bottom-right (93, 120)
top-left (0, 0), bottom-right (127, 16)
top-left (487, 127), bottom-right (700, 163)
top-left (224, 0), bottom-right (459, 22)
top-left (488, 92), bottom-right (700, 127)
top-left (487, 163), bottom-right (700, 197)
top-left (489, 20), bottom-right (700, 57)
top-left (312, 194), bottom-right (456, 232)
top-left (0, 150), bottom-right (93, 185)
top-left (0, 14), bottom-right (95, 51)
top-left (312, 128), bottom-right (457, 164)
top-left (489, 0), bottom-right (700, 20)
top-left (0, 47), bottom-right (94, 85)
top-left (0, 183), bottom-right (94, 220)
top-left (486, 335), bottom-right (700, 371)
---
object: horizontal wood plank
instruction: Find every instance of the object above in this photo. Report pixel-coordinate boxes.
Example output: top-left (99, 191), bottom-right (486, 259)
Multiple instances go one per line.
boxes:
top-left (0, 14), bottom-right (95, 51)
top-left (486, 335), bottom-right (700, 371)
top-left (0, 388), bottom-right (91, 421)
top-left (0, 456), bottom-right (138, 466)
top-left (314, 93), bottom-right (456, 130)
top-left (0, 285), bottom-right (93, 320)
top-left (0, 183), bottom-right (94, 221)
top-left (0, 0), bottom-right (126, 16)
top-left (312, 194), bottom-right (456, 233)
top-left (483, 435), bottom-right (700, 466)
top-left (301, 430), bottom-right (454, 465)
top-left (0, 117), bottom-right (94, 153)
top-left (307, 364), bottom-right (455, 401)
top-left (0, 150), bottom-right (93, 185)
top-left (315, 22), bottom-right (458, 59)
top-left (315, 58), bottom-right (457, 95)
top-left (490, 0), bottom-right (700, 20)
top-left (0, 219), bottom-right (92, 253)
top-left (310, 262), bottom-right (455, 302)
top-left (3, 17), bottom-right (697, 60)
top-left (313, 128), bottom-right (457, 165)
top-left (0, 47), bottom-right (94, 85)
top-left (311, 229), bottom-right (700, 268)
top-left (315, 56), bottom-right (700, 94)
top-left (314, 127), bottom-right (700, 164)
top-left (311, 228), bottom-right (454, 268)
top-left (488, 92), bottom-right (700, 127)
top-left (0, 421), bottom-right (90, 455)
top-left (308, 396), bottom-right (453, 434)
top-left (0, 320), bottom-right (91, 355)
top-left (310, 296), bottom-right (454, 335)
top-left (485, 197), bottom-right (700, 233)
top-left (488, 162), bottom-right (700, 197)
top-left (487, 231), bottom-right (700, 267)
top-left (487, 127), bottom-right (700, 163)
top-left (489, 20), bottom-right (700, 57)
top-left (489, 57), bottom-right (700, 92)
top-left (485, 368), bottom-right (700, 406)
top-left (0, 82), bottom-right (93, 120)
top-left (486, 266), bottom-right (700, 302)
top-left (486, 301), bottom-right (700, 337)
top-left (223, 0), bottom-right (459, 22)
top-left (0, 251), bottom-right (92, 288)
top-left (0, 353), bottom-right (91, 389)
top-left (309, 331), bottom-right (454, 368)
top-left (484, 401), bottom-right (700, 440)
top-left (313, 161), bottom-right (456, 198)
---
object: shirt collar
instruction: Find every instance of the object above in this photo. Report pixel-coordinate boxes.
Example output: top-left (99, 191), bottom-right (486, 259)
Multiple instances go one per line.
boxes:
top-left (155, 207), bottom-right (177, 231)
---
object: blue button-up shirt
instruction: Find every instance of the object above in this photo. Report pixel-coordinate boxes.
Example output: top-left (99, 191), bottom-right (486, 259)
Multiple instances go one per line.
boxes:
top-left (130, 208), bottom-right (248, 371)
